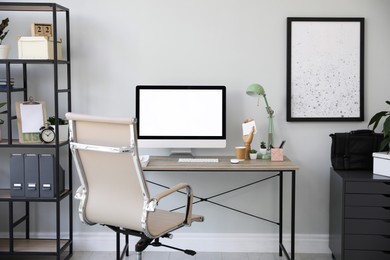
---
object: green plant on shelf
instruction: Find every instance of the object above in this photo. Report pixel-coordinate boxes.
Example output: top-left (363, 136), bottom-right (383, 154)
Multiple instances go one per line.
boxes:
top-left (47, 116), bottom-right (68, 125)
top-left (0, 17), bottom-right (9, 45)
top-left (0, 102), bottom-right (7, 125)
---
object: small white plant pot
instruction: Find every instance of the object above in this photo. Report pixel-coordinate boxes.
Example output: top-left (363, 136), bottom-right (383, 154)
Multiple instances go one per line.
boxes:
top-left (0, 45), bottom-right (10, 59)
top-left (259, 148), bottom-right (267, 155)
top-left (50, 124), bottom-right (69, 142)
top-left (250, 153), bottom-right (257, 160)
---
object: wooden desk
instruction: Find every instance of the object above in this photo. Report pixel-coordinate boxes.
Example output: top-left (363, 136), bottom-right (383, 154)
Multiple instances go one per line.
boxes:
top-left (144, 156), bottom-right (298, 260)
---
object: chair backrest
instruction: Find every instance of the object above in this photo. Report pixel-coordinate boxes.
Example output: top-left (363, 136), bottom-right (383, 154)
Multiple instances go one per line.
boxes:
top-left (66, 113), bottom-right (150, 232)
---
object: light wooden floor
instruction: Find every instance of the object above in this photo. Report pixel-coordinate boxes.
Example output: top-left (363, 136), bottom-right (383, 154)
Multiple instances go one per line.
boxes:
top-left (72, 251), bottom-right (333, 260)
top-left (1, 251), bottom-right (334, 259)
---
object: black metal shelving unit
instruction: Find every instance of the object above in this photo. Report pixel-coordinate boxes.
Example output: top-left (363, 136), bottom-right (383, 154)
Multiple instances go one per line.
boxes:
top-left (0, 3), bottom-right (72, 259)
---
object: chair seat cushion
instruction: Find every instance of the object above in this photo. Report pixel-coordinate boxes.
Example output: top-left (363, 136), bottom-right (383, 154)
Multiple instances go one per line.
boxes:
top-left (147, 209), bottom-right (203, 237)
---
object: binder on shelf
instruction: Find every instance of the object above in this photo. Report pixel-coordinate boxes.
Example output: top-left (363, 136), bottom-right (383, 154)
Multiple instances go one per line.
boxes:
top-left (24, 154), bottom-right (40, 197)
top-left (39, 154), bottom-right (65, 198)
top-left (10, 154), bottom-right (25, 197)
top-left (0, 78), bottom-right (15, 90)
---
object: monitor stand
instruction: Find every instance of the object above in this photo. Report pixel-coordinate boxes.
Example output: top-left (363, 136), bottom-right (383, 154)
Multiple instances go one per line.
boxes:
top-left (169, 148), bottom-right (194, 158)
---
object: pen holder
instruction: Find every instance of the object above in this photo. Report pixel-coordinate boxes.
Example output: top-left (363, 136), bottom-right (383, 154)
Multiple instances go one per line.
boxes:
top-left (235, 146), bottom-right (246, 160)
top-left (271, 148), bottom-right (284, 162)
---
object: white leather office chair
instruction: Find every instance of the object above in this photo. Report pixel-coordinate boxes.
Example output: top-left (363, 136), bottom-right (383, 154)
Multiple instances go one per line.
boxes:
top-left (66, 113), bottom-right (204, 260)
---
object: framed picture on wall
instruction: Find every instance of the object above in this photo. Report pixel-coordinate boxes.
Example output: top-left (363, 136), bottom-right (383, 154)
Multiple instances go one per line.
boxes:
top-left (287, 17), bottom-right (365, 121)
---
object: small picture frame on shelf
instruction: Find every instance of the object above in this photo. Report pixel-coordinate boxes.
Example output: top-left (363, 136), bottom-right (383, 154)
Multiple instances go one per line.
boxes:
top-left (15, 98), bottom-right (47, 144)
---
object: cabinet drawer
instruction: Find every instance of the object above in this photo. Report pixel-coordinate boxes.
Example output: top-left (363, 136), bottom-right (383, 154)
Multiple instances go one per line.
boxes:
top-left (345, 206), bottom-right (390, 219)
top-left (345, 234), bottom-right (390, 250)
top-left (346, 181), bottom-right (390, 194)
top-left (345, 250), bottom-right (390, 260)
top-left (345, 219), bottom-right (390, 235)
top-left (345, 194), bottom-right (390, 207)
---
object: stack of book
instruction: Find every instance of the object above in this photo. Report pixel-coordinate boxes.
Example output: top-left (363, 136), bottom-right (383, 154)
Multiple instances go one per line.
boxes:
top-left (0, 78), bottom-right (14, 90)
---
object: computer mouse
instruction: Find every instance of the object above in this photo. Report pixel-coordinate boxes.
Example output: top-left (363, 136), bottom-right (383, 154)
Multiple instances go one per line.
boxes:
top-left (230, 159), bottom-right (240, 164)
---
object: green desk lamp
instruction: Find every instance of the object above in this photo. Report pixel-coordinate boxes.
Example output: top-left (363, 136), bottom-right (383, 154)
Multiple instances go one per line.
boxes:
top-left (246, 83), bottom-right (274, 151)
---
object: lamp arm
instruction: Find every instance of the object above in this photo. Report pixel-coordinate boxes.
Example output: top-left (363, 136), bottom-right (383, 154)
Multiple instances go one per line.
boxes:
top-left (262, 95), bottom-right (274, 117)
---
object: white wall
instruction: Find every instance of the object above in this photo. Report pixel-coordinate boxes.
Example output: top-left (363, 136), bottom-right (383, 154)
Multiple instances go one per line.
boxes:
top-left (1, 0), bottom-right (390, 253)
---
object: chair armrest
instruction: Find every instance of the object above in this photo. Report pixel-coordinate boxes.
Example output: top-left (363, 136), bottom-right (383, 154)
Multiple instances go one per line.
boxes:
top-left (74, 185), bottom-right (85, 200)
top-left (153, 183), bottom-right (189, 201)
top-left (149, 182), bottom-right (194, 225)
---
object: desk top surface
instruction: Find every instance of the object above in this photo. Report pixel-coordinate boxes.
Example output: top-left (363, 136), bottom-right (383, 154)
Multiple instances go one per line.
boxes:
top-left (143, 156), bottom-right (299, 172)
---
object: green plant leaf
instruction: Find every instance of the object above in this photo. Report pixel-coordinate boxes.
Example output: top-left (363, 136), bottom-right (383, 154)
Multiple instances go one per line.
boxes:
top-left (383, 116), bottom-right (390, 135)
top-left (380, 136), bottom-right (390, 152)
top-left (386, 100), bottom-right (390, 106)
top-left (0, 30), bottom-right (8, 41)
top-left (0, 18), bottom-right (9, 31)
top-left (0, 102), bottom-right (7, 114)
top-left (368, 111), bottom-right (388, 130)
top-left (0, 17), bottom-right (9, 44)
top-left (47, 116), bottom-right (67, 125)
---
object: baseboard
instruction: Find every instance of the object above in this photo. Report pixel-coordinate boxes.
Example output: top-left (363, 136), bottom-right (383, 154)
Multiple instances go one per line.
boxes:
top-left (72, 232), bottom-right (331, 254)
top-left (0, 232), bottom-right (331, 254)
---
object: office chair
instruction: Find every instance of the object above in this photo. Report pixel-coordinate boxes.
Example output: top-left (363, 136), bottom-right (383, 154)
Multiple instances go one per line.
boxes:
top-left (66, 113), bottom-right (204, 260)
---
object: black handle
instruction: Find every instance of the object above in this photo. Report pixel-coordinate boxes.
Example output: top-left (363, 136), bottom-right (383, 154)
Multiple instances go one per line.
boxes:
top-left (350, 129), bottom-right (374, 135)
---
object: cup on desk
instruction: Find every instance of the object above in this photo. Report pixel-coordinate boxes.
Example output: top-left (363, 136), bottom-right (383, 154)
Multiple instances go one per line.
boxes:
top-left (235, 146), bottom-right (246, 160)
top-left (271, 148), bottom-right (284, 161)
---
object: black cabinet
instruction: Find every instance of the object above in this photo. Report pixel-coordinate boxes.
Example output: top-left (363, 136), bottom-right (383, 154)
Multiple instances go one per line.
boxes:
top-left (329, 168), bottom-right (390, 260)
top-left (0, 3), bottom-right (72, 259)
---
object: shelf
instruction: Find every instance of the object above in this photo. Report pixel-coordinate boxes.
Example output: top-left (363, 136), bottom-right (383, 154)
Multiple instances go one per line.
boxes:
top-left (0, 139), bottom-right (69, 148)
top-left (0, 238), bottom-right (70, 253)
top-left (0, 2), bottom-right (72, 258)
top-left (0, 189), bottom-right (71, 202)
top-left (0, 59), bottom-right (69, 64)
top-left (0, 2), bottom-right (68, 12)
top-left (0, 87), bottom-right (25, 93)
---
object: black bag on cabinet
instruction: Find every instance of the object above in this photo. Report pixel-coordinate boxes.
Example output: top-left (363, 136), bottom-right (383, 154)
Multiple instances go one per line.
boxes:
top-left (329, 130), bottom-right (385, 170)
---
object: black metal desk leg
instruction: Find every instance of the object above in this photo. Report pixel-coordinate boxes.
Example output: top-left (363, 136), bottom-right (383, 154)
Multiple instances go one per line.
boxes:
top-left (279, 171), bottom-right (283, 257)
top-left (291, 170), bottom-right (296, 260)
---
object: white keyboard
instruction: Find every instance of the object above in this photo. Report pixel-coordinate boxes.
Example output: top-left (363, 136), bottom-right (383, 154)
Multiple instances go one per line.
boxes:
top-left (178, 158), bottom-right (219, 163)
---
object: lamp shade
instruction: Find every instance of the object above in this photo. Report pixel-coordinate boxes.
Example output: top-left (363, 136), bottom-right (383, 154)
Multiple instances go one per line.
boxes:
top-left (246, 83), bottom-right (265, 97)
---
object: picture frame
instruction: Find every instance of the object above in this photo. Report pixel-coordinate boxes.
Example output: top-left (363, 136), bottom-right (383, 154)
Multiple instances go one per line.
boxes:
top-left (16, 99), bottom-right (47, 143)
top-left (287, 17), bottom-right (364, 121)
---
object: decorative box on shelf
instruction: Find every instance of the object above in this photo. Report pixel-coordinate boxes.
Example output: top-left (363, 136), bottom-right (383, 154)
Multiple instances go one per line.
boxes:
top-left (373, 152), bottom-right (390, 177)
top-left (18, 36), bottom-right (62, 59)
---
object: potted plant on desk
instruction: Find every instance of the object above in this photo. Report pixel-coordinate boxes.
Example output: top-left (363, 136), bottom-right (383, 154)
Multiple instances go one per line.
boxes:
top-left (0, 17), bottom-right (10, 59)
top-left (249, 149), bottom-right (257, 160)
top-left (258, 141), bottom-right (267, 158)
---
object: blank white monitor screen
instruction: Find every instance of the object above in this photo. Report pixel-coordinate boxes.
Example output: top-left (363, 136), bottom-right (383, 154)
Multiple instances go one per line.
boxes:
top-left (136, 86), bottom-right (226, 149)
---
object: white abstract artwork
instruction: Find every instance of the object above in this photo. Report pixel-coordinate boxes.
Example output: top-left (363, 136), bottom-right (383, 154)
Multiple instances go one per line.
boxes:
top-left (287, 18), bottom-right (364, 121)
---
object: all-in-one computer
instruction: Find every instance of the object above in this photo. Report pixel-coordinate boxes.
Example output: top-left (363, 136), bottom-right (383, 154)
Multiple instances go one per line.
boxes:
top-left (136, 85), bottom-right (226, 157)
